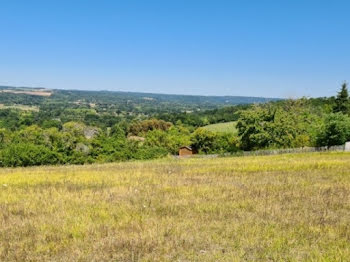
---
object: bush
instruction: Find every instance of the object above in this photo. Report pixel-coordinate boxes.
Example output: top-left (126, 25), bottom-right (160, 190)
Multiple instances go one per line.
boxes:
top-left (129, 119), bottom-right (172, 135)
top-left (0, 143), bottom-right (61, 167)
top-left (132, 145), bottom-right (168, 160)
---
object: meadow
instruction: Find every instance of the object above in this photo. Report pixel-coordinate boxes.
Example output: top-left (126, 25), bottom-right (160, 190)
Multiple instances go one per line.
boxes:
top-left (1, 152), bottom-right (350, 261)
top-left (203, 121), bottom-right (237, 134)
top-left (0, 104), bottom-right (39, 112)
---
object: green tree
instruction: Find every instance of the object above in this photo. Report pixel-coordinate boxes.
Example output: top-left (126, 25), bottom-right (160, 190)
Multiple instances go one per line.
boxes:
top-left (190, 128), bottom-right (217, 154)
top-left (129, 119), bottom-right (172, 135)
top-left (145, 126), bottom-right (191, 154)
top-left (14, 125), bottom-right (45, 145)
top-left (0, 128), bottom-right (10, 149)
top-left (334, 82), bottom-right (350, 114)
top-left (236, 105), bottom-right (275, 150)
top-left (236, 100), bottom-right (321, 150)
top-left (316, 113), bottom-right (350, 147)
top-left (212, 133), bottom-right (239, 154)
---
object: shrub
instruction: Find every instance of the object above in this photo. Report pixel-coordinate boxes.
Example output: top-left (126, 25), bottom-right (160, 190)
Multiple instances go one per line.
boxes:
top-left (0, 143), bottom-right (60, 167)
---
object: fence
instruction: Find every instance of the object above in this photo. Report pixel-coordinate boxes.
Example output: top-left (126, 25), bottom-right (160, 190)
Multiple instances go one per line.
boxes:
top-left (175, 144), bottom-right (347, 159)
top-left (236, 145), bottom-right (345, 157)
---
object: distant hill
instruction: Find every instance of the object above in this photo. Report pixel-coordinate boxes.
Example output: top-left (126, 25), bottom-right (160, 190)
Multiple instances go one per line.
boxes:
top-left (0, 85), bottom-right (282, 111)
top-left (0, 85), bottom-right (281, 131)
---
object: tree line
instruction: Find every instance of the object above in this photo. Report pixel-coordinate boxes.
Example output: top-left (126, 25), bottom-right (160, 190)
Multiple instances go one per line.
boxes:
top-left (0, 83), bottom-right (349, 167)
top-left (237, 82), bottom-right (350, 150)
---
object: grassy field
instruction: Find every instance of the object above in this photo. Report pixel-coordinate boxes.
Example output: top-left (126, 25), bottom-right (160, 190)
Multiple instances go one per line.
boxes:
top-left (1, 152), bottom-right (350, 261)
top-left (0, 104), bottom-right (39, 111)
top-left (203, 121), bottom-right (237, 134)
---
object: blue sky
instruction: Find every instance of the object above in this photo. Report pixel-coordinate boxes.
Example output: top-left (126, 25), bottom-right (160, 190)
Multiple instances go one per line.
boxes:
top-left (0, 0), bottom-right (349, 98)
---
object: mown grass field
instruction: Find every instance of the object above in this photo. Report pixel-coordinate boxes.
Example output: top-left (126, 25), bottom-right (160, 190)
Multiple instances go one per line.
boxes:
top-left (203, 121), bottom-right (237, 134)
top-left (1, 152), bottom-right (350, 261)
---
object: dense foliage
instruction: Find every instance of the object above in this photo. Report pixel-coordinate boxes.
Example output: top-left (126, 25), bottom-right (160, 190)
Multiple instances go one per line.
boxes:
top-left (237, 99), bottom-right (322, 150)
top-left (236, 85), bottom-right (350, 150)
top-left (0, 84), bottom-right (349, 167)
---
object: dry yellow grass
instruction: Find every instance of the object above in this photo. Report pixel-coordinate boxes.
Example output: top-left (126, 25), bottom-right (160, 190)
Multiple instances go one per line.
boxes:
top-left (1, 152), bottom-right (350, 261)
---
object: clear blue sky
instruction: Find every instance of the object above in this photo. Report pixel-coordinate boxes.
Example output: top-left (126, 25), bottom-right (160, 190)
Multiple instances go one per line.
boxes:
top-left (0, 0), bottom-right (349, 98)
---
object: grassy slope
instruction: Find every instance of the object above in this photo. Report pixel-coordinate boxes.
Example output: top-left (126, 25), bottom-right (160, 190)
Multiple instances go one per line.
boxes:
top-left (1, 152), bottom-right (350, 261)
top-left (203, 121), bottom-right (237, 134)
top-left (0, 104), bottom-right (39, 111)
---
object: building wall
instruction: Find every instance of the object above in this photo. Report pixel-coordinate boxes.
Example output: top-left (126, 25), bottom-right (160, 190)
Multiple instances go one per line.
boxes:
top-left (179, 148), bottom-right (193, 156)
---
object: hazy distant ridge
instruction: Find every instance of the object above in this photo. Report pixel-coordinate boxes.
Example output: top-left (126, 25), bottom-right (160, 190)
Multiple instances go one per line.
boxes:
top-left (0, 85), bottom-right (282, 106)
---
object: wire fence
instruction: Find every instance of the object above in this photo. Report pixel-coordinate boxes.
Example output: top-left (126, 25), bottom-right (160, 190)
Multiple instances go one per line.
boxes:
top-left (176, 144), bottom-right (348, 159)
top-left (235, 145), bottom-right (346, 157)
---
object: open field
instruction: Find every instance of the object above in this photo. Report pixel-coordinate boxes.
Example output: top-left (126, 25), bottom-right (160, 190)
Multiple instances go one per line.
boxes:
top-left (1, 152), bottom-right (350, 261)
top-left (203, 121), bottom-right (237, 134)
top-left (0, 89), bottom-right (52, 97)
top-left (0, 104), bottom-right (39, 111)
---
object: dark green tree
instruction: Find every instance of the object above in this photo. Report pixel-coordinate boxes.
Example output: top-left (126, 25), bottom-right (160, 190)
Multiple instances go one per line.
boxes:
top-left (316, 113), bottom-right (350, 147)
top-left (334, 82), bottom-right (350, 114)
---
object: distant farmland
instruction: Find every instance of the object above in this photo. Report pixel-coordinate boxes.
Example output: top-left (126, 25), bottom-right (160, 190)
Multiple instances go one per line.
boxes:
top-left (203, 121), bottom-right (237, 134)
top-left (0, 89), bottom-right (52, 97)
top-left (1, 152), bottom-right (350, 261)
top-left (0, 104), bottom-right (39, 111)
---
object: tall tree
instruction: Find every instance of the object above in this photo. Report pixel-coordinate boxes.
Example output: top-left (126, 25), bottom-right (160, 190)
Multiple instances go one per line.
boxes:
top-left (316, 113), bottom-right (350, 147)
top-left (334, 82), bottom-right (350, 114)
